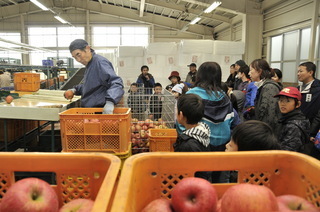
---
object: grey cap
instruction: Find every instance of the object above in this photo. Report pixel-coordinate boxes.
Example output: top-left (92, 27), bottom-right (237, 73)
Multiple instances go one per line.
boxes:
top-left (69, 39), bottom-right (89, 53)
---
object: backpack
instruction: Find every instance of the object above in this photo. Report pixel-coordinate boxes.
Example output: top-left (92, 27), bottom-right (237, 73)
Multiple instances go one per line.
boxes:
top-left (293, 123), bottom-right (316, 156)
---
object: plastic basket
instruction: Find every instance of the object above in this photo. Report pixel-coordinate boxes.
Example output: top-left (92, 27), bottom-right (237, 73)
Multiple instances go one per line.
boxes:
top-left (149, 129), bottom-right (177, 152)
top-left (0, 152), bottom-right (121, 212)
top-left (59, 108), bottom-right (131, 153)
top-left (112, 151), bottom-right (320, 212)
top-left (14, 73), bottom-right (40, 92)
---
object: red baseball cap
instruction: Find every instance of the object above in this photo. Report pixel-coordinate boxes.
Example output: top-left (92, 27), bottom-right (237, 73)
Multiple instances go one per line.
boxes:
top-left (274, 87), bottom-right (301, 101)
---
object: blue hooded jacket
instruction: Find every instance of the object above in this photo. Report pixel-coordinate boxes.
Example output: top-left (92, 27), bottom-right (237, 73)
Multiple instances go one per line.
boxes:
top-left (74, 51), bottom-right (124, 107)
top-left (177, 87), bottom-right (235, 146)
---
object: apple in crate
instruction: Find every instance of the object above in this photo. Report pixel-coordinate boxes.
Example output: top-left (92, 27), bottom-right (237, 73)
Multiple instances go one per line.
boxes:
top-left (220, 183), bottom-right (279, 212)
top-left (142, 198), bottom-right (173, 212)
top-left (171, 177), bottom-right (218, 212)
top-left (0, 177), bottom-right (59, 212)
top-left (59, 199), bottom-right (94, 212)
top-left (277, 194), bottom-right (319, 212)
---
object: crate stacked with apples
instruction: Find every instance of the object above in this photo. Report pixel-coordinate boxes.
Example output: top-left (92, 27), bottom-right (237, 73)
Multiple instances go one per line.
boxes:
top-left (111, 151), bottom-right (320, 212)
top-left (0, 152), bottom-right (121, 212)
top-left (131, 118), bottom-right (169, 154)
top-left (121, 87), bottom-right (175, 154)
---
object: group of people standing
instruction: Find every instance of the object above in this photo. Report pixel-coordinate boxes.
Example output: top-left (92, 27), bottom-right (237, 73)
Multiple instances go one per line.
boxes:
top-left (64, 39), bottom-right (320, 182)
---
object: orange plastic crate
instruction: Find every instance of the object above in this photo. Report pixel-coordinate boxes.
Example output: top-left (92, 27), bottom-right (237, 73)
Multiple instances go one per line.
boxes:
top-left (0, 152), bottom-right (120, 212)
top-left (149, 129), bottom-right (177, 152)
top-left (112, 151), bottom-right (320, 211)
top-left (59, 108), bottom-right (131, 153)
top-left (14, 73), bottom-right (40, 92)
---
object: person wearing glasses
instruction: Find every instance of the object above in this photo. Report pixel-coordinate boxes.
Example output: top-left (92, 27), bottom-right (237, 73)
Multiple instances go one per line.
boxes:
top-left (64, 39), bottom-right (124, 114)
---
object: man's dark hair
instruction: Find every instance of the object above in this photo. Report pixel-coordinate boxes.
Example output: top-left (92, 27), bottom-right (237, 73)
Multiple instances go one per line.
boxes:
top-left (238, 65), bottom-right (250, 79)
top-left (299, 62), bottom-right (316, 78)
top-left (230, 64), bottom-right (235, 68)
top-left (154, 83), bottom-right (162, 88)
top-left (177, 94), bottom-right (204, 125)
top-left (232, 120), bottom-right (279, 151)
top-left (141, 65), bottom-right (149, 71)
top-left (273, 68), bottom-right (282, 79)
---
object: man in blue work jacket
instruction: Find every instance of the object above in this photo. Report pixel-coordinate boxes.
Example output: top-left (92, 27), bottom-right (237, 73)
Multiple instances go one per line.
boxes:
top-left (64, 39), bottom-right (124, 114)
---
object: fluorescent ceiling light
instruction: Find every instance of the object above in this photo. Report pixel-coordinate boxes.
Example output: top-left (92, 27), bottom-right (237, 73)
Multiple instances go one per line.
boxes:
top-left (190, 17), bottom-right (201, 25)
top-left (54, 16), bottom-right (68, 24)
top-left (30, 0), bottom-right (49, 11)
top-left (0, 37), bottom-right (55, 52)
top-left (204, 1), bottom-right (221, 13)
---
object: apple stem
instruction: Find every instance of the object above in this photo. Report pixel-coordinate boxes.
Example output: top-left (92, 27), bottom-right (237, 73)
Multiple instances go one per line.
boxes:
top-left (297, 203), bottom-right (302, 210)
top-left (32, 191), bottom-right (39, 200)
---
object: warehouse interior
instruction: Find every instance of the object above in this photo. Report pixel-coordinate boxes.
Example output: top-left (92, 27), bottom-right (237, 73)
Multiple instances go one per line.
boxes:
top-left (0, 0), bottom-right (320, 211)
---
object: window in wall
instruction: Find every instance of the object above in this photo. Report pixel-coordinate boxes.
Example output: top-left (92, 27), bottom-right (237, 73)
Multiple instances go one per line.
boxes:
top-left (270, 63), bottom-right (281, 70)
top-left (28, 27), bottom-right (57, 47)
top-left (271, 35), bottom-right (282, 62)
top-left (57, 27), bottom-right (85, 47)
top-left (283, 31), bottom-right (298, 61)
top-left (269, 27), bottom-right (320, 82)
top-left (30, 51), bottom-right (57, 66)
top-left (0, 32), bottom-right (22, 63)
top-left (282, 62), bottom-right (297, 82)
top-left (300, 28), bottom-right (310, 60)
top-left (121, 27), bottom-right (148, 46)
top-left (92, 26), bottom-right (149, 47)
top-left (93, 27), bottom-right (120, 46)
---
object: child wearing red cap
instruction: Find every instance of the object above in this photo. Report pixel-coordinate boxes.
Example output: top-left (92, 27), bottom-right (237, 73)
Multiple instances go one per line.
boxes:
top-left (274, 87), bottom-right (310, 152)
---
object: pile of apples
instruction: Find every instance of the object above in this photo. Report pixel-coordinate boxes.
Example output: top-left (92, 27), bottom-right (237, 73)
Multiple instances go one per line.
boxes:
top-left (142, 177), bottom-right (319, 212)
top-left (0, 178), bottom-right (94, 212)
top-left (131, 118), bottom-right (168, 154)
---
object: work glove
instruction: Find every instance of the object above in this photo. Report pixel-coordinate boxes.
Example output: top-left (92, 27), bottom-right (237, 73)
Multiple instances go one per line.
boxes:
top-left (103, 101), bottom-right (114, 114)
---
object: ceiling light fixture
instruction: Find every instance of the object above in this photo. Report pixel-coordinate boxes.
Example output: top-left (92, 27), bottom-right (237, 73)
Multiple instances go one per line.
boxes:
top-left (54, 16), bottom-right (68, 24)
top-left (30, 0), bottom-right (49, 11)
top-left (190, 17), bottom-right (201, 25)
top-left (204, 1), bottom-right (221, 13)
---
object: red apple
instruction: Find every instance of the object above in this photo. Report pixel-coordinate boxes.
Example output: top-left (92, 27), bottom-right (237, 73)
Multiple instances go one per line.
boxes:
top-left (171, 177), bottom-right (217, 212)
top-left (59, 199), bottom-right (94, 212)
top-left (142, 198), bottom-right (173, 212)
top-left (140, 130), bottom-right (149, 139)
top-left (277, 194), bottom-right (319, 212)
top-left (135, 125), bottom-right (142, 132)
top-left (135, 133), bottom-right (141, 139)
top-left (216, 199), bottom-right (222, 212)
top-left (64, 90), bottom-right (74, 100)
top-left (89, 119), bottom-right (99, 123)
top-left (0, 178), bottom-right (59, 212)
top-left (144, 119), bottom-right (152, 127)
top-left (131, 125), bottom-right (136, 133)
top-left (5, 95), bottom-right (13, 104)
top-left (142, 125), bottom-right (148, 131)
top-left (220, 184), bottom-right (278, 212)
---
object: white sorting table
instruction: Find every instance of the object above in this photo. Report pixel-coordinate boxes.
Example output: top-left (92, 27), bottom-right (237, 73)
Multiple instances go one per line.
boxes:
top-left (0, 89), bottom-right (81, 151)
